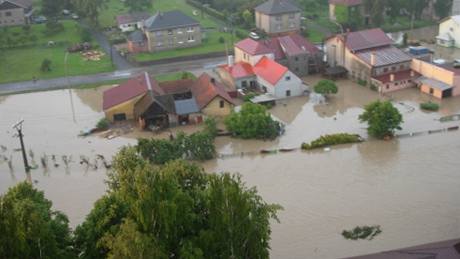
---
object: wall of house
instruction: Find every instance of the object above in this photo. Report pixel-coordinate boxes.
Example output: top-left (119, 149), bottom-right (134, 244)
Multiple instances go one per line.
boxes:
top-left (325, 37), bottom-right (346, 68)
top-left (411, 59), bottom-right (455, 85)
top-left (104, 95), bottom-right (145, 122)
top-left (372, 78), bottom-right (416, 93)
top-left (257, 71), bottom-right (303, 98)
top-left (201, 97), bottom-right (233, 117)
top-left (145, 25), bottom-right (201, 52)
top-left (256, 11), bottom-right (301, 35)
top-left (438, 19), bottom-right (460, 48)
top-left (0, 7), bottom-right (25, 27)
top-left (452, 76), bottom-right (460, 96)
top-left (373, 62), bottom-right (412, 77)
top-left (128, 41), bottom-right (148, 53)
top-left (234, 47), bottom-right (275, 66)
top-left (348, 56), bottom-right (371, 82)
top-left (420, 84), bottom-right (444, 98)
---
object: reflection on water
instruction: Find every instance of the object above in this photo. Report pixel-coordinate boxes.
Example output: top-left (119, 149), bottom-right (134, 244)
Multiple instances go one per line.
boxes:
top-left (1, 81), bottom-right (460, 258)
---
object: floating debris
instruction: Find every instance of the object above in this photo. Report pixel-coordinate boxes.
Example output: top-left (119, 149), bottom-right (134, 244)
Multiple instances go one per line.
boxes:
top-left (40, 154), bottom-right (48, 169)
top-left (51, 155), bottom-right (59, 168)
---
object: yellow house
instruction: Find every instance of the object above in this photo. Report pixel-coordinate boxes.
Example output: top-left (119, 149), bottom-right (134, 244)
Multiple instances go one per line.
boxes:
top-left (103, 73), bottom-right (155, 122)
top-left (191, 73), bottom-right (235, 117)
top-left (411, 59), bottom-right (460, 99)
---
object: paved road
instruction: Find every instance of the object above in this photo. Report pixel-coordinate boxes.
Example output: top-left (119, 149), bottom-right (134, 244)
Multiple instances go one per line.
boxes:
top-left (0, 56), bottom-right (227, 95)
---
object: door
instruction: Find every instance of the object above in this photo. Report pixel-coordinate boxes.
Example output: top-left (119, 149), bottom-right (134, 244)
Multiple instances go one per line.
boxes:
top-left (443, 88), bottom-right (453, 98)
top-left (286, 90), bottom-right (291, 97)
top-left (113, 113), bottom-right (127, 121)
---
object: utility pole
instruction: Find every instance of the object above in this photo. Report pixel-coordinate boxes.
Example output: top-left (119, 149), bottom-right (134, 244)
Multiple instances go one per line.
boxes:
top-left (12, 120), bottom-right (30, 174)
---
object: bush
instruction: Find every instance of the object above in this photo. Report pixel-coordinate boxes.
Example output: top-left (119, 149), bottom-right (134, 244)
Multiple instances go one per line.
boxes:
top-left (301, 133), bottom-right (362, 150)
top-left (358, 79), bottom-right (367, 86)
top-left (137, 131), bottom-right (216, 165)
top-left (342, 225), bottom-right (382, 240)
top-left (225, 103), bottom-right (281, 140)
top-left (243, 92), bottom-right (257, 102)
top-left (204, 117), bottom-right (218, 138)
top-left (40, 58), bottom-right (52, 72)
top-left (96, 118), bottom-right (110, 130)
top-left (314, 79), bottom-right (338, 96)
top-left (218, 36), bottom-right (225, 44)
top-left (420, 102), bottom-right (440, 111)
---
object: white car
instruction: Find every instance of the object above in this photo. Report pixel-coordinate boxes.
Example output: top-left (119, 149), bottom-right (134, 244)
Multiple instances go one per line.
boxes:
top-left (71, 14), bottom-right (79, 19)
top-left (249, 32), bottom-right (260, 40)
top-left (62, 9), bottom-right (70, 15)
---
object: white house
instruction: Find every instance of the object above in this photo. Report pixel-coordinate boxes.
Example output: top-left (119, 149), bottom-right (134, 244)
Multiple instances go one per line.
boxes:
top-left (218, 56), bottom-right (305, 99)
top-left (116, 12), bottom-right (150, 32)
top-left (436, 15), bottom-right (460, 48)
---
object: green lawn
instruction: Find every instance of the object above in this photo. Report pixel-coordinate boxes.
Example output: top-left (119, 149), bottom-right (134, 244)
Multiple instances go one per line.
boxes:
top-left (133, 31), bottom-right (236, 62)
top-left (0, 21), bottom-right (114, 84)
top-left (99, 0), bottom-right (224, 28)
top-left (304, 28), bottom-right (325, 43)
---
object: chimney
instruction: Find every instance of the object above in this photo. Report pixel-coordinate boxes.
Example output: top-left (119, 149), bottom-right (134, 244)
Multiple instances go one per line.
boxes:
top-left (228, 55), bottom-right (234, 67)
top-left (144, 72), bottom-right (152, 91)
top-left (390, 73), bottom-right (395, 82)
top-left (370, 52), bottom-right (376, 66)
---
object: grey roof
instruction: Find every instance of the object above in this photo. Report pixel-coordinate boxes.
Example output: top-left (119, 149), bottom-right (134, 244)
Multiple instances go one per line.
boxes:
top-left (128, 30), bottom-right (145, 43)
top-left (356, 46), bottom-right (412, 67)
top-left (255, 0), bottom-right (301, 15)
top-left (174, 98), bottom-right (200, 115)
top-left (0, 0), bottom-right (32, 9)
top-left (144, 10), bottom-right (199, 32)
top-left (418, 77), bottom-right (453, 91)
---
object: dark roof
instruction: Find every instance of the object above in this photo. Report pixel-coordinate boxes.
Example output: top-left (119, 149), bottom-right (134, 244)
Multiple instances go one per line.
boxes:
top-left (103, 72), bottom-right (160, 110)
top-left (255, 0), bottom-right (301, 15)
top-left (134, 91), bottom-right (176, 118)
top-left (236, 33), bottom-right (320, 59)
top-left (344, 28), bottom-right (394, 52)
top-left (158, 79), bottom-right (194, 95)
top-left (144, 10), bottom-right (199, 31)
top-left (191, 73), bottom-right (235, 109)
top-left (0, 0), bottom-right (32, 9)
top-left (116, 12), bottom-right (150, 25)
top-left (356, 46), bottom-right (412, 67)
top-left (348, 239), bottom-right (460, 259)
top-left (329, 0), bottom-right (362, 6)
top-left (174, 98), bottom-right (200, 115)
top-left (128, 30), bottom-right (146, 43)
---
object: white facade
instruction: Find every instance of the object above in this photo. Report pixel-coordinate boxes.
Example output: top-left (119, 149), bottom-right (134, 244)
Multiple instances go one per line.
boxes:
top-left (119, 21), bottom-right (144, 32)
top-left (436, 16), bottom-right (460, 48)
top-left (257, 70), bottom-right (304, 99)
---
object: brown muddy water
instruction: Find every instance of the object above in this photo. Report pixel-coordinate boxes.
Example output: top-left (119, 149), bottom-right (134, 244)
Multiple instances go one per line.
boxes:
top-left (1, 79), bottom-right (460, 258)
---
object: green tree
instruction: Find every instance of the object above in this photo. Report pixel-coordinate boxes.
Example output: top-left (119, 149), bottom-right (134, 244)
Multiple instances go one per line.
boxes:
top-left (225, 102), bottom-right (281, 140)
top-left (0, 182), bottom-right (75, 259)
top-left (72, 0), bottom-right (107, 26)
top-left (434, 0), bottom-right (453, 19)
top-left (359, 100), bottom-right (403, 139)
top-left (242, 9), bottom-right (253, 27)
top-left (42, 0), bottom-right (64, 18)
top-left (75, 159), bottom-right (281, 259)
top-left (313, 79), bottom-right (338, 97)
top-left (124, 0), bottom-right (152, 11)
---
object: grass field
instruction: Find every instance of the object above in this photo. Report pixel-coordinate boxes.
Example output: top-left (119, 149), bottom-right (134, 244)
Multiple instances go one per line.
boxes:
top-left (0, 21), bottom-right (114, 84)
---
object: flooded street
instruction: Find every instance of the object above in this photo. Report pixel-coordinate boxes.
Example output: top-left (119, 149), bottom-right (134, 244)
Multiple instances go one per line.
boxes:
top-left (1, 78), bottom-right (460, 258)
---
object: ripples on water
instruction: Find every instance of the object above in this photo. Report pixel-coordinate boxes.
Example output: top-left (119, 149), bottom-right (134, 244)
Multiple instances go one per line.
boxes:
top-left (1, 80), bottom-right (460, 258)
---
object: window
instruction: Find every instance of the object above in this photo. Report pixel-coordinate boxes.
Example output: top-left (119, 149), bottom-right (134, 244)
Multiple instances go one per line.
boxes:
top-left (383, 68), bottom-right (388, 73)
top-left (386, 84), bottom-right (389, 89)
top-left (286, 90), bottom-right (291, 97)
top-left (242, 81), bottom-right (248, 88)
top-left (167, 29), bottom-right (173, 35)
top-left (187, 35), bottom-right (194, 42)
top-left (430, 88), bottom-right (434, 94)
top-left (391, 66), bottom-right (396, 71)
top-left (295, 57), bottom-right (299, 61)
top-left (219, 100), bottom-right (225, 108)
top-left (285, 76), bottom-right (291, 81)
top-left (5, 12), bottom-right (11, 17)
top-left (187, 27), bottom-right (194, 32)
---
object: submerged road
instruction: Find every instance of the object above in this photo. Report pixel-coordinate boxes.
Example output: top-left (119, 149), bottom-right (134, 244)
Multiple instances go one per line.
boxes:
top-left (0, 56), bottom-right (227, 96)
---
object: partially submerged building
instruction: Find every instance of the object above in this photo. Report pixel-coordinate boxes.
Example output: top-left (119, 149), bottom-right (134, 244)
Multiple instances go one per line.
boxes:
top-left (325, 28), bottom-right (418, 93)
top-left (412, 59), bottom-right (460, 99)
top-left (103, 72), bottom-right (235, 128)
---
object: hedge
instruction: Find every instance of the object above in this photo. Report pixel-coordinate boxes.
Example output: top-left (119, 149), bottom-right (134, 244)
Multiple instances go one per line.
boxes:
top-left (420, 102), bottom-right (440, 111)
top-left (301, 133), bottom-right (362, 150)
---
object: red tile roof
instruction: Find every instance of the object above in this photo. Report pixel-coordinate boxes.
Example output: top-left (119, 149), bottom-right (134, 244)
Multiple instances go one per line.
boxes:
top-left (253, 56), bottom-right (288, 85)
top-left (345, 28), bottom-right (394, 52)
top-left (103, 72), bottom-right (159, 110)
top-left (220, 62), bottom-right (255, 79)
top-left (235, 38), bottom-right (273, 55)
top-left (372, 70), bottom-right (420, 84)
top-left (191, 73), bottom-right (235, 109)
top-left (329, 0), bottom-right (362, 6)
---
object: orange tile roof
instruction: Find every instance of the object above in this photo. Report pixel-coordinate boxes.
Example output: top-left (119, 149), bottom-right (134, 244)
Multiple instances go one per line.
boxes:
top-left (191, 73), bottom-right (235, 109)
top-left (253, 56), bottom-right (288, 85)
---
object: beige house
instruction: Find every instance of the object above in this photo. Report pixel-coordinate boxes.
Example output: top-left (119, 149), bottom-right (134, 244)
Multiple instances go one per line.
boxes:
top-left (254, 0), bottom-right (301, 36)
top-left (0, 0), bottom-right (33, 27)
top-left (436, 15), bottom-right (460, 48)
top-left (412, 59), bottom-right (460, 99)
top-left (325, 28), bottom-right (417, 93)
top-left (141, 10), bottom-right (202, 53)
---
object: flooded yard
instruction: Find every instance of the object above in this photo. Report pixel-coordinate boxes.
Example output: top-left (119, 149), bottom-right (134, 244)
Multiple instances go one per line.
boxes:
top-left (1, 78), bottom-right (460, 258)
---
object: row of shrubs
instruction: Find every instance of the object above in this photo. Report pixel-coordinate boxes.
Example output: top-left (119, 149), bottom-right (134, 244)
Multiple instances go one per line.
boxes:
top-left (301, 133), bottom-right (363, 150)
top-left (186, 0), bottom-right (226, 21)
top-left (420, 101), bottom-right (440, 111)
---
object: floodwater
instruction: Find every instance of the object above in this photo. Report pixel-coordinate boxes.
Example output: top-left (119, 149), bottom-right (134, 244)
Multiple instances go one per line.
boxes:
top-left (1, 78), bottom-right (460, 258)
